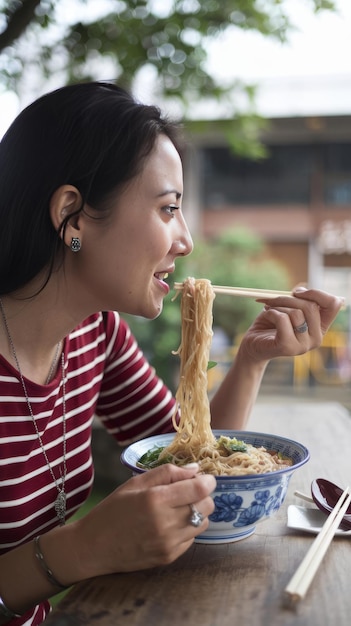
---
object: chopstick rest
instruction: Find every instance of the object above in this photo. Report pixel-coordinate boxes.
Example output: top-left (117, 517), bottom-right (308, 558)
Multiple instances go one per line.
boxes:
top-left (284, 486), bottom-right (351, 604)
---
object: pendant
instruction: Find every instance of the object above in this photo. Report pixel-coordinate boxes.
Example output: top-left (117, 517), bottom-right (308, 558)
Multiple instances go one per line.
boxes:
top-left (54, 489), bottom-right (67, 526)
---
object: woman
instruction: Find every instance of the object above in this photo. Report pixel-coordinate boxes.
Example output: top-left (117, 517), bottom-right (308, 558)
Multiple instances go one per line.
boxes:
top-left (0, 82), bottom-right (343, 625)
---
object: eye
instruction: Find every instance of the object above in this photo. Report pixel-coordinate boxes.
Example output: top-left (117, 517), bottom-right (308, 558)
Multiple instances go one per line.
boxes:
top-left (163, 204), bottom-right (180, 218)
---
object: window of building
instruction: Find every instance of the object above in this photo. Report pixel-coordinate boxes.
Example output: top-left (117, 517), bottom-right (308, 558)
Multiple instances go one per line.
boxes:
top-left (323, 143), bottom-right (351, 205)
top-left (201, 142), bottom-right (351, 208)
top-left (201, 145), bottom-right (313, 207)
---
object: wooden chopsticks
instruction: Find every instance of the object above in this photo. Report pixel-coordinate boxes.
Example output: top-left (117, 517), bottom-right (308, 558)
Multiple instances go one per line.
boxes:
top-left (284, 486), bottom-right (351, 604)
top-left (294, 490), bottom-right (314, 503)
top-left (173, 283), bottom-right (292, 299)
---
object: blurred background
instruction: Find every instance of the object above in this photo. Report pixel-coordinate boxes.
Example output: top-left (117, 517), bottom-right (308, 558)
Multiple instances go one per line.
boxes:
top-left (1, 0), bottom-right (351, 490)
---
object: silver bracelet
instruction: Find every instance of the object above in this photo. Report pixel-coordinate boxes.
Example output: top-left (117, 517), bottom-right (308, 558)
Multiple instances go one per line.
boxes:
top-left (34, 536), bottom-right (68, 590)
top-left (0, 595), bottom-right (21, 624)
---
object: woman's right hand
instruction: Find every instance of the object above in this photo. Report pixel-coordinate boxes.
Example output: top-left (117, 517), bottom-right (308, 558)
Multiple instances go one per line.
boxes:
top-left (61, 464), bottom-right (216, 582)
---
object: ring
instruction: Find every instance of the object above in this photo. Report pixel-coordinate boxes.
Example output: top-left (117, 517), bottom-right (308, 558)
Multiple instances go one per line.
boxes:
top-left (189, 504), bottom-right (204, 528)
top-left (294, 320), bottom-right (309, 334)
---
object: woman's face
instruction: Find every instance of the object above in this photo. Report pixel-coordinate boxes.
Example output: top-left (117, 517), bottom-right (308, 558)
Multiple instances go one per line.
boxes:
top-left (76, 134), bottom-right (193, 318)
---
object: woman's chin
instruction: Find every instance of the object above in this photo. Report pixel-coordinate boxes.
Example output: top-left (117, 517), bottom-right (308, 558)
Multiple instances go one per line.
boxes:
top-left (150, 302), bottom-right (163, 319)
top-left (131, 301), bottom-right (164, 320)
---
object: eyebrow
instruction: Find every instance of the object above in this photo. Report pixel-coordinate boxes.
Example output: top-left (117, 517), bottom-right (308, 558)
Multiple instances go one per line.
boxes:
top-left (157, 189), bottom-right (182, 200)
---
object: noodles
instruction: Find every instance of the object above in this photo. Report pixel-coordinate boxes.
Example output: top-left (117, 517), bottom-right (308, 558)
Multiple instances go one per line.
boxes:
top-left (155, 277), bottom-right (292, 476)
top-left (158, 277), bottom-right (216, 462)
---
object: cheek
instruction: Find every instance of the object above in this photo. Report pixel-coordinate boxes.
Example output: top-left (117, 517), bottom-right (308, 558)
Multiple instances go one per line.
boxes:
top-left (136, 224), bottom-right (170, 260)
top-left (91, 215), bottom-right (170, 277)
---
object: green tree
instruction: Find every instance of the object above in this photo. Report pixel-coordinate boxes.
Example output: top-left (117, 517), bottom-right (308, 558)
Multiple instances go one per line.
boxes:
top-left (0, 0), bottom-right (335, 156)
top-left (124, 227), bottom-right (290, 390)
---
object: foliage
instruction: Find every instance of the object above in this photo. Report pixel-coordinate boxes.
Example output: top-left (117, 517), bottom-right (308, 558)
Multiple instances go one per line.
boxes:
top-left (0, 0), bottom-right (335, 157)
top-left (123, 227), bottom-right (291, 390)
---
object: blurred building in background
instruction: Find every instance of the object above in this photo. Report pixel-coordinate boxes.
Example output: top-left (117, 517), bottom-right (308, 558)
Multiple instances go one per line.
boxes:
top-left (182, 73), bottom-right (351, 392)
top-left (183, 112), bottom-right (351, 303)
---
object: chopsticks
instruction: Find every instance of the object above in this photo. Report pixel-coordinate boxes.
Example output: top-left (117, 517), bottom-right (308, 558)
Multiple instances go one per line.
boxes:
top-left (173, 283), bottom-right (292, 299)
top-left (294, 489), bottom-right (314, 503)
top-left (284, 486), bottom-right (351, 604)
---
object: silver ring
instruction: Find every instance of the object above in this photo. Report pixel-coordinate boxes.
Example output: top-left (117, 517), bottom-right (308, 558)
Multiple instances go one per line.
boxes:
top-left (189, 504), bottom-right (204, 528)
top-left (294, 321), bottom-right (309, 334)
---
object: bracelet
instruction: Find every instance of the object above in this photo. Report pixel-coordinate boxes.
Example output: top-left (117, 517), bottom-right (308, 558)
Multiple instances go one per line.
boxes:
top-left (0, 595), bottom-right (21, 624)
top-left (34, 536), bottom-right (68, 590)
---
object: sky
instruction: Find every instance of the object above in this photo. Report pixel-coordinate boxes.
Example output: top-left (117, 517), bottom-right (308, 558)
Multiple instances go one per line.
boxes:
top-left (208, 0), bottom-right (351, 82)
top-left (204, 0), bottom-right (351, 118)
top-left (1, 0), bottom-right (351, 136)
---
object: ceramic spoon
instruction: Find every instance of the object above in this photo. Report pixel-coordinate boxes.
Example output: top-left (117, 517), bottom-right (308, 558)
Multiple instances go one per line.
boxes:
top-left (311, 478), bottom-right (351, 531)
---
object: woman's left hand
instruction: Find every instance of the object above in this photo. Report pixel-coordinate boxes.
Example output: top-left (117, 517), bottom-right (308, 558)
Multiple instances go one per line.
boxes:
top-left (240, 287), bottom-right (345, 362)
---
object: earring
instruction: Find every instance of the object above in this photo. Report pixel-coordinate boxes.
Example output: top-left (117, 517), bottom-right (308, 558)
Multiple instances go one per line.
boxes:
top-left (70, 237), bottom-right (81, 252)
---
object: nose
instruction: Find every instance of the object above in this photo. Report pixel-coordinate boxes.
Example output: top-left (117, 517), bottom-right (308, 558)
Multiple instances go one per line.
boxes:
top-left (173, 214), bottom-right (193, 257)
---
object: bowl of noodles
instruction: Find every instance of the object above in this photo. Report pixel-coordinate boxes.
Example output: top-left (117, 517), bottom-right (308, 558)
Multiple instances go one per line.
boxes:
top-left (121, 429), bottom-right (309, 544)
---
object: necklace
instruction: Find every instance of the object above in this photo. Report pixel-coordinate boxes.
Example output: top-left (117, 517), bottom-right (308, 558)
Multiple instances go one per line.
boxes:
top-left (0, 299), bottom-right (67, 525)
top-left (45, 340), bottom-right (62, 384)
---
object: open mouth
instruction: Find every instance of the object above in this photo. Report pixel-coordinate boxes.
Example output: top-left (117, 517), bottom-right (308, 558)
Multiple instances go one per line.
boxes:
top-left (154, 272), bottom-right (169, 281)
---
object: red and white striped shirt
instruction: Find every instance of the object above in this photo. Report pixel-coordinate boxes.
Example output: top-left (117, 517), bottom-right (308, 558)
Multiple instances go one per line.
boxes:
top-left (0, 311), bottom-right (176, 625)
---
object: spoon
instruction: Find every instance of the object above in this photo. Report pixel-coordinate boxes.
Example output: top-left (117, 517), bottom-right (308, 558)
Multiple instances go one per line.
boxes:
top-left (311, 478), bottom-right (351, 531)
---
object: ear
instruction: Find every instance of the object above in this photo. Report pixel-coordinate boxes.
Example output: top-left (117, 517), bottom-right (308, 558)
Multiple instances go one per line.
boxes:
top-left (50, 185), bottom-right (83, 247)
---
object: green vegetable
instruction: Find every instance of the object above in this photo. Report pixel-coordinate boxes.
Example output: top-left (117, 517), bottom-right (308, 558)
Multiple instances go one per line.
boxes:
top-left (218, 435), bottom-right (248, 453)
top-left (137, 446), bottom-right (171, 469)
top-left (207, 361), bottom-right (217, 370)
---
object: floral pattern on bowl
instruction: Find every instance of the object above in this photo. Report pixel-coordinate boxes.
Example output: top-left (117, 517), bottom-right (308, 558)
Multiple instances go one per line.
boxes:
top-left (211, 485), bottom-right (284, 525)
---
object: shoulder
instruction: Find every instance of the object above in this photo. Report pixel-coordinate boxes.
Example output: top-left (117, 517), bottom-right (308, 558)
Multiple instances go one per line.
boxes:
top-left (68, 312), bottom-right (132, 353)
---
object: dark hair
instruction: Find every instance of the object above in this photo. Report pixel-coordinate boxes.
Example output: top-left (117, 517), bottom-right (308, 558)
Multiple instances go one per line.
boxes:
top-left (0, 81), bottom-right (182, 294)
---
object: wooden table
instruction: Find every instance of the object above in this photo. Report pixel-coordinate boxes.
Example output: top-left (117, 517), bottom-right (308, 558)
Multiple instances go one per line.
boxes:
top-left (45, 401), bottom-right (351, 626)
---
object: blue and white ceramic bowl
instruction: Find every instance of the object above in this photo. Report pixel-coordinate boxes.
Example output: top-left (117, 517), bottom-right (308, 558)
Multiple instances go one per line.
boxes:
top-left (121, 430), bottom-right (310, 544)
